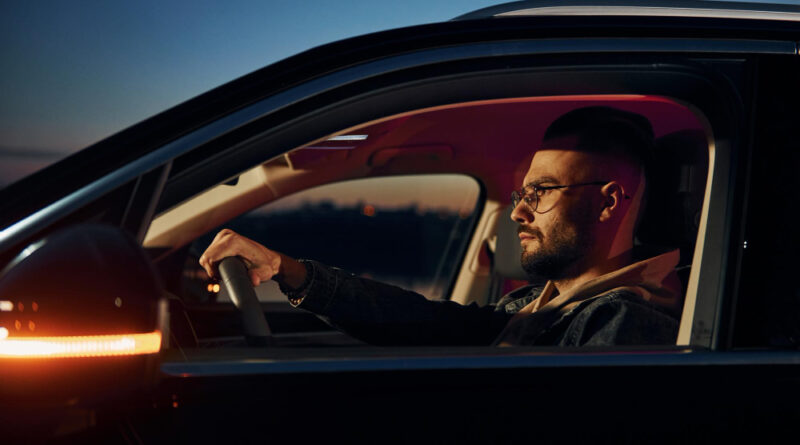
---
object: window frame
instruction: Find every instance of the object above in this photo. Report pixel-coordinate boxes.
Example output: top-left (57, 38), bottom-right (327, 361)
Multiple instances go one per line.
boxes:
top-left (1, 37), bottom-right (771, 352)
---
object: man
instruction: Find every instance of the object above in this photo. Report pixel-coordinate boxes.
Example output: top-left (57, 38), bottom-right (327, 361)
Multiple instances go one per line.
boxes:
top-left (199, 106), bottom-right (682, 346)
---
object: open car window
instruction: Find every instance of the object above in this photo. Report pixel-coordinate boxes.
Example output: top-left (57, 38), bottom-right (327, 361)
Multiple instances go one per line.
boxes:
top-left (144, 94), bottom-right (714, 350)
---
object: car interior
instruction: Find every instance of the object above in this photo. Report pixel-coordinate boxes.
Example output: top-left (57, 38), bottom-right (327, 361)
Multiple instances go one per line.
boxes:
top-left (7, 8), bottom-right (800, 441)
top-left (140, 94), bottom-right (712, 352)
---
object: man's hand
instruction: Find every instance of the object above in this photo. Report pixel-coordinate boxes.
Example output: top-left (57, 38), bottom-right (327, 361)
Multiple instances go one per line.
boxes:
top-left (198, 229), bottom-right (307, 289)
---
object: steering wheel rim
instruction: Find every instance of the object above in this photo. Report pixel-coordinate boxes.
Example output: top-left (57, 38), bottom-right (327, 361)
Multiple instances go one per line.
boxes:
top-left (218, 256), bottom-right (273, 346)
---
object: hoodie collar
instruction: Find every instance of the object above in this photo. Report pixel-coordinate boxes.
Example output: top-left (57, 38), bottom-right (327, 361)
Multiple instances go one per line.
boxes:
top-left (496, 249), bottom-right (681, 346)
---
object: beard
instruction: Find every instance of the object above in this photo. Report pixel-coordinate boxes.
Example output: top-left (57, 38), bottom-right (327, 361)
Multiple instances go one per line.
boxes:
top-left (519, 209), bottom-right (595, 282)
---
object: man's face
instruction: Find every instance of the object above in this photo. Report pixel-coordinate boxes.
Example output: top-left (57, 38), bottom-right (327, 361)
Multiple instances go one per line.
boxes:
top-left (511, 146), bottom-right (601, 281)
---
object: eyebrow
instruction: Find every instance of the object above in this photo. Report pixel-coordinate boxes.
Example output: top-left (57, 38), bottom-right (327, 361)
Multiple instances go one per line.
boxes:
top-left (524, 176), bottom-right (559, 188)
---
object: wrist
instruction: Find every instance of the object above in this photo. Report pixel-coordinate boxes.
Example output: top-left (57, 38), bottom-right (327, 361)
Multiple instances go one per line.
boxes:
top-left (274, 255), bottom-right (307, 290)
top-left (278, 259), bottom-right (314, 304)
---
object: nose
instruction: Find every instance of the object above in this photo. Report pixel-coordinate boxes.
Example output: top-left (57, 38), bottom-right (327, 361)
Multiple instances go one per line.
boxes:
top-left (510, 200), bottom-right (533, 224)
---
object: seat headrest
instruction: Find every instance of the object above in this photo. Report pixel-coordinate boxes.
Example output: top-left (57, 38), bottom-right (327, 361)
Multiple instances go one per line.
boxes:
top-left (636, 129), bottom-right (708, 265)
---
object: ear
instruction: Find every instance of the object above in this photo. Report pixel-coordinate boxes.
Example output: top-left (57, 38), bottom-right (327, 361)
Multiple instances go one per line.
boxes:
top-left (599, 182), bottom-right (625, 222)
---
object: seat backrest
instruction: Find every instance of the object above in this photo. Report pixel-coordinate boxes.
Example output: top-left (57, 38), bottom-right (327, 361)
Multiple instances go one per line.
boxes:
top-left (637, 129), bottom-right (709, 345)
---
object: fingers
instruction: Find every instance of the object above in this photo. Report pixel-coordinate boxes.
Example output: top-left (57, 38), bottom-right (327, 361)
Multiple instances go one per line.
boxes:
top-left (198, 229), bottom-right (232, 278)
top-left (199, 229), bottom-right (248, 279)
top-left (249, 263), bottom-right (279, 287)
top-left (198, 229), bottom-right (281, 283)
top-left (249, 269), bottom-right (261, 287)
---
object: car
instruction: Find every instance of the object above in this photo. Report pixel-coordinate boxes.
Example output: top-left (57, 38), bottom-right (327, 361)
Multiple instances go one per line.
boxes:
top-left (1, 0), bottom-right (799, 443)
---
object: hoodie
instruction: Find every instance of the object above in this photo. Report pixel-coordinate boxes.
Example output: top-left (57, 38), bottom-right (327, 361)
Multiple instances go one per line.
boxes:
top-left (494, 249), bottom-right (682, 346)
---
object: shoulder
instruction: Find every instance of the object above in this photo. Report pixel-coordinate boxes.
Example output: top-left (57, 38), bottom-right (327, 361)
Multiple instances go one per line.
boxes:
top-left (495, 284), bottom-right (543, 314)
top-left (578, 291), bottom-right (677, 318)
top-left (557, 291), bottom-right (679, 346)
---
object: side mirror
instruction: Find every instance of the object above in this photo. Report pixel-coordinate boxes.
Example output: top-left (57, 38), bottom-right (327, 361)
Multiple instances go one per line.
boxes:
top-left (0, 224), bottom-right (167, 438)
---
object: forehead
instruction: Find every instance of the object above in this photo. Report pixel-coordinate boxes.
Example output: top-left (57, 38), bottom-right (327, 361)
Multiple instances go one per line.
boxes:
top-left (524, 149), bottom-right (597, 185)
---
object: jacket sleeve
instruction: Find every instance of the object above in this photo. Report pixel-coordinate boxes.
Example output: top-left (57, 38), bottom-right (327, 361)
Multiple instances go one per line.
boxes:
top-left (292, 260), bottom-right (513, 346)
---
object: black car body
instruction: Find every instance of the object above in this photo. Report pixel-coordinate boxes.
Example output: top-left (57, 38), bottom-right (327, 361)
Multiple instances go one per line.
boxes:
top-left (1, 1), bottom-right (799, 442)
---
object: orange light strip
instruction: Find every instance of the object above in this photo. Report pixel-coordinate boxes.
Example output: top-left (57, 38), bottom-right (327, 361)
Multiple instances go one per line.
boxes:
top-left (0, 331), bottom-right (161, 358)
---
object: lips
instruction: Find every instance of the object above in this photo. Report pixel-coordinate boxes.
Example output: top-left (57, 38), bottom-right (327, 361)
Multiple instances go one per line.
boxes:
top-left (517, 228), bottom-right (540, 242)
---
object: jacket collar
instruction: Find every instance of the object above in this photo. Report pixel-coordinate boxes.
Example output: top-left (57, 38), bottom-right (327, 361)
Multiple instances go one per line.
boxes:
top-left (496, 249), bottom-right (681, 346)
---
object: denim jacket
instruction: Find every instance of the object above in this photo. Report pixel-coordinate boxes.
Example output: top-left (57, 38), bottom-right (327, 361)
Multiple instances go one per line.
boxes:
top-left (290, 250), bottom-right (681, 347)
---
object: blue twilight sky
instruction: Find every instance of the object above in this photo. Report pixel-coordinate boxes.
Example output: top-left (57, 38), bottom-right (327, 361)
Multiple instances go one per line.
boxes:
top-left (0, 0), bottom-right (497, 155)
top-left (0, 0), bottom-right (798, 187)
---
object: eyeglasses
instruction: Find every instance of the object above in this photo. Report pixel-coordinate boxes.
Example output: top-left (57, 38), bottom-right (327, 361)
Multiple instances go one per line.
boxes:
top-left (511, 181), bottom-right (611, 214)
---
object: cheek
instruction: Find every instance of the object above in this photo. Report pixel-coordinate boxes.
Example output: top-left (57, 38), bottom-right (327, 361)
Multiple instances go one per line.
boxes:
top-left (572, 194), bottom-right (600, 221)
top-left (555, 196), bottom-right (595, 231)
top-left (537, 211), bottom-right (565, 235)
top-left (541, 212), bottom-right (580, 245)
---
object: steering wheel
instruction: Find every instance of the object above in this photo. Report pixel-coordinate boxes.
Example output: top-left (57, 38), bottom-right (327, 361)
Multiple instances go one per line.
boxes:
top-left (218, 257), bottom-right (273, 346)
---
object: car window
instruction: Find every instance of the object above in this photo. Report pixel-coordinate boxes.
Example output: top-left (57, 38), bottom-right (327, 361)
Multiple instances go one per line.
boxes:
top-left (183, 174), bottom-right (481, 303)
top-left (146, 94), bottom-right (714, 348)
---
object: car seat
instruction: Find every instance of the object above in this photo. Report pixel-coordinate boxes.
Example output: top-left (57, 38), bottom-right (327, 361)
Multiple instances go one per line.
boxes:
top-left (637, 129), bottom-right (709, 296)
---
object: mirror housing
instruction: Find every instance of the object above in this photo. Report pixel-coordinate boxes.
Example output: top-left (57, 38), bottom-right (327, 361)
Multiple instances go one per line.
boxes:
top-left (0, 224), bottom-right (167, 437)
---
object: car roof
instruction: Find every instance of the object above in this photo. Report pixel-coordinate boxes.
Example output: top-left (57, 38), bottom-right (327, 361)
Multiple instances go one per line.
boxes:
top-left (455, 0), bottom-right (800, 22)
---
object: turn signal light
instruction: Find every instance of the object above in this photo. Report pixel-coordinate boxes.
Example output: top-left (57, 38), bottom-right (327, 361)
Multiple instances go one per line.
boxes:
top-left (0, 331), bottom-right (161, 358)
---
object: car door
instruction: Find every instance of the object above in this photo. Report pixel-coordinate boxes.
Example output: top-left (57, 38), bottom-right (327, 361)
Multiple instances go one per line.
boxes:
top-left (2, 6), bottom-right (800, 443)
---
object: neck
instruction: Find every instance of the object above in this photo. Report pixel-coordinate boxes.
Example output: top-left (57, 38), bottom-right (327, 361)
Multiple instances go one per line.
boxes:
top-left (551, 248), bottom-right (634, 295)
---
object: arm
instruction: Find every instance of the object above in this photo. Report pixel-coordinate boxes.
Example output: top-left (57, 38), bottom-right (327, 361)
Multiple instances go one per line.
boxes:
top-left (199, 229), bottom-right (511, 346)
top-left (292, 260), bottom-right (511, 346)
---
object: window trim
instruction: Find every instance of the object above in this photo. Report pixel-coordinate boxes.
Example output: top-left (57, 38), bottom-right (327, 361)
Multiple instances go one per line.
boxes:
top-left (1, 41), bottom-right (755, 351)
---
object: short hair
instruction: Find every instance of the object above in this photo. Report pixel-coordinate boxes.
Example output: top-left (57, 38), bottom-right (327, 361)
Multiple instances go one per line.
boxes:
top-left (543, 106), bottom-right (655, 188)
top-left (543, 106), bottom-right (656, 230)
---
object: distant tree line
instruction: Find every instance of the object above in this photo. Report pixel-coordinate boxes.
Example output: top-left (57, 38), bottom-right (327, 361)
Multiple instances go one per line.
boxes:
top-left (192, 200), bottom-right (477, 295)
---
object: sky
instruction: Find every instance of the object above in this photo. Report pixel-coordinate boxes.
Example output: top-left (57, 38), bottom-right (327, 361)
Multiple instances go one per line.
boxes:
top-left (1, 0), bottom-right (798, 187)
top-left (261, 174), bottom-right (481, 214)
top-left (0, 0), bottom-right (496, 154)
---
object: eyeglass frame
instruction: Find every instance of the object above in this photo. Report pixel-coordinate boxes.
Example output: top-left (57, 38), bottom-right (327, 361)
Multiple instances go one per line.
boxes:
top-left (511, 180), bottom-right (630, 214)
